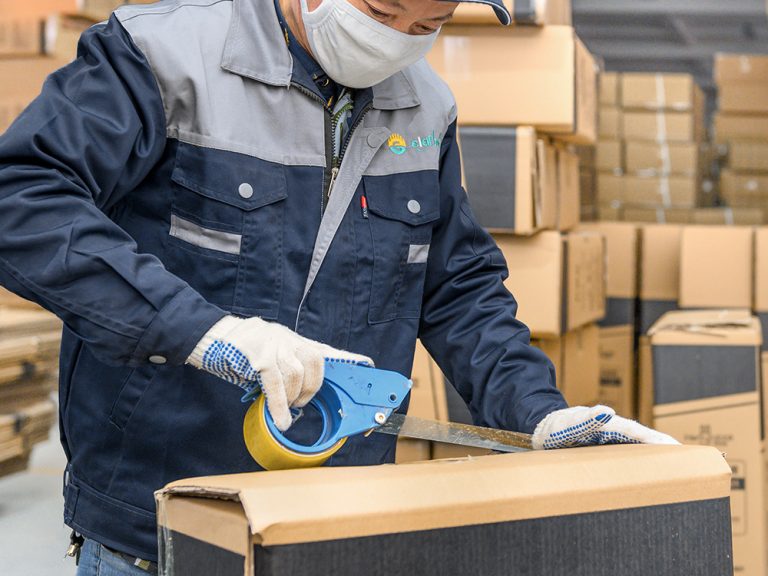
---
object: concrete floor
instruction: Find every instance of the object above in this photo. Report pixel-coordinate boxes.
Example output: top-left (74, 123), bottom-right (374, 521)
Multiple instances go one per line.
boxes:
top-left (0, 419), bottom-right (77, 575)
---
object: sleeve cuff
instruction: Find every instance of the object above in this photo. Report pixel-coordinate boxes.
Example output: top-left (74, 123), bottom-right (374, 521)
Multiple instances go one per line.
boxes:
top-left (129, 286), bottom-right (227, 367)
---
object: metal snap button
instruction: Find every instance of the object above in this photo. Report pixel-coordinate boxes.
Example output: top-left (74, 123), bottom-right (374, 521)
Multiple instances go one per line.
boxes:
top-left (407, 200), bottom-right (421, 214)
top-left (368, 133), bottom-right (382, 148)
top-left (238, 183), bottom-right (254, 199)
top-left (149, 355), bottom-right (167, 365)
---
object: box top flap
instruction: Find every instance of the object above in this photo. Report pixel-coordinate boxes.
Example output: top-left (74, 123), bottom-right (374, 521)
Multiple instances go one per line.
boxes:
top-left (158, 445), bottom-right (729, 547)
top-left (649, 309), bottom-right (761, 345)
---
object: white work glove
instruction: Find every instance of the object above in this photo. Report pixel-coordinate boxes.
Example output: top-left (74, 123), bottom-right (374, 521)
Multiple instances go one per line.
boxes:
top-left (531, 405), bottom-right (680, 450)
top-left (187, 316), bottom-right (373, 431)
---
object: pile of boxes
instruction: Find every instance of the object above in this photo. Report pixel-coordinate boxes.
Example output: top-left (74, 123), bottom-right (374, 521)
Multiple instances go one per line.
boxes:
top-left (715, 54), bottom-right (768, 220)
top-left (592, 72), bottom-right (731, 224)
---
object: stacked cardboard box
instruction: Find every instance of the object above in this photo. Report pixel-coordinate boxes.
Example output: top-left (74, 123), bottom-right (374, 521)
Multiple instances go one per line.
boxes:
top-left (650, 310), bottom-right (766, 575)
top-left (596, 73), bottom-right (711, 222)
top-left (715, 54), bottom-right (768, 221)
top-left (0, 307), bottom-right (62, 477)
top-left (0, 0), bottom-right (77, 57)
top-left (428, 10), bottom-right (607, 410)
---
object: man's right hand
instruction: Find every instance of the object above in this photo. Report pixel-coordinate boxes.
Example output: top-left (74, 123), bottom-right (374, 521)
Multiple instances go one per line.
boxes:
top-left (186, 316), bottom-right (373, 431)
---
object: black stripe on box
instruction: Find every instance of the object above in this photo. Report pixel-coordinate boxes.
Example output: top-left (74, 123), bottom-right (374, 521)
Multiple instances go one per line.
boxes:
top-left (599, 297), bottom-right (636, 327)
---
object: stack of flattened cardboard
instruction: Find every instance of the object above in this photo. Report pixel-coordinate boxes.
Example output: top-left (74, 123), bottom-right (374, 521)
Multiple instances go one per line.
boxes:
top-left (427, 7), bottom-right (605, 411)
top-left (650, 310), bottom-right (766, 576)
top-left (597, 73), bottom-right (710, 222)
top-left (0, 307), bottom-right (62, 478)
top-left (155, 445), bottom-right (733, 576)
top-left (715, 54), bottom-right (768, 222)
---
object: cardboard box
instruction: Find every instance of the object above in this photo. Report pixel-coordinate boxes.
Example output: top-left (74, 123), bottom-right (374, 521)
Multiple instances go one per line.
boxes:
top-left (596, 203), bottom-right (621, 221)
top-left (650, 310), bottom-right (765, 576)
top-left (0, 0), bottom-right (76, 56)
top-left (621, 207), bottom-right (691, 225)
top-left (428, 26), bottom-right (598, 144)
top-left (598, 325), bottom-right (636, 418)
top-left (156, 445), bottom-right (733, 576)
top-left (450, 0), bottom-right (572, 26)
top-left (621, 73), bottom-right (703, 112)
top-left (625, 141), bottom-right (699, 177)
top-left (556, 145), bottom-right (581, 231)
top-left (755, 228), bottom-right (768, 351)
top-left (692, 208), bottom-right (763, 226)
top-left (637, 335), bottom-right (653, 426)
top-left (78, 0), bottom-right (156, 21)
top-left (679, 226), bottom-right (754, 309)
top-left (728, 141), bottom-right (768, 173)
top-left (597, 173), bottom-right (624, 205)
top-left (622, 110), bottom-right (700, 143)
top-left (715, 53), bottom-right (768, 85)
top-left (638, 225), bottom-right (683, 333)
top-left (599, 106), bottom-right (622, 139)
top-left (714, 113), bottom-right (768, 143)
top-left (460, 126), bottom-right (550, 235)
top-left (600, 72), bottom-right (620, 107)
top-left (396, 341), bottom-right (440, 464)
top-left (720, 169), bottom-right (768, 207)
top-left (495, 231), bottom-right (606, 337)
top-left (533, 324), bottom-right (600, 407)
top-left (0, 57), bottom-right (66, 134)
top-left (624, 175), bottom-right (698, 208)
top-left (577, 222), bottom-right (638, 326)
top-left (719, 83), bottom-right (768, 115)
top-left (596, 139), bottom-right (623, 174)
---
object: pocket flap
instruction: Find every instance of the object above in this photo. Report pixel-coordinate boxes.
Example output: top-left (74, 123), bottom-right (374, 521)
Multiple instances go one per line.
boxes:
top-left (364, 172), bottom-right (441, 225)
top-left (171, 142), bottom-right (287, 211)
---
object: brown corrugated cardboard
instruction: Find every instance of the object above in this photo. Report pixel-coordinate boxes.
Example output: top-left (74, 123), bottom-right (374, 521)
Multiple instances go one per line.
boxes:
top-left (156, 445), bottom-right (733, 576)
top-left (692, 208), bottom-right (763, 226)
top-left (728, 141), bottom-right (768, 173)
top-left (596, 139), bottom-right (623, 174)
top-left (450, 0), bottom-right (572, 26)
top-left (719, 83), bottom-right (768, 115)
top-left (625, 141), bottom-right (699, 176)
top-left (600, 72), bottom-right (620, 107)
top-left (0, 57), bottom-right (67, 134)
top-left (714, 113), bottom-right (768, 143)
top-left (577, 222), bottom-right (638, 326)
top-left (637, 224), bottom-right (683, 333)
top-left (428, 26), bottom-right (597, 144)
top-left (460, 126), bottom-right (549, 235)
top-left (0, 0), bottom-right (76, 56)
top-left (621, 207), bottom-right (692, 225)
top-left (715, 53), bottom-right (768, 85)
top-left (598, 325), bottom-right (635, 418)
top-left (650, 310), bottom-right (765, 576)
top-left (624, 175), bottom-right (698, 208)
top-left (596, 203), bottom-right (621, 222)
top-left (622, 110), bottom-right (700, 143)
top-left (598, 106), bottom-right (622, 139)
top-left (597, 173), bottom-right (623, 205)
top-left (720, 169), bottom-right (768, 208)
top-left (396, 341), bottom-right (438, 463)
top-left (539, 139), bottom-right (560, 230)
top-left (556, 145), bottom-right (581, 231)
top-left (679, 226), bottom-right (754, 309)
top-left (637, 336), bottom-right (653, 426)
top-left (533, 324), bottom-right (600, 407)
top-left (495, 231), bottom-right (606, 337)
top-left (78, 0), bottom-right (156, 21)
top-left (621, 73), bottom-right (702, 112)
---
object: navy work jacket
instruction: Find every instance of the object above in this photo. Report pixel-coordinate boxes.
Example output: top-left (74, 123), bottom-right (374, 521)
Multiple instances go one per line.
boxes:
top-left (0, 0), bottom-right (566, 561)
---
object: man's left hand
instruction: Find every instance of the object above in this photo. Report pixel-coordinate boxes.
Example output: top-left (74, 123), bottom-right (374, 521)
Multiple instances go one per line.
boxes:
top-left (531, 405), bottom-right (680, 450)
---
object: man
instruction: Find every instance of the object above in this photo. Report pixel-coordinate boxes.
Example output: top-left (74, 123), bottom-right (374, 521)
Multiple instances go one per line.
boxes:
top-left (0, 0), bottom-right (677, 573)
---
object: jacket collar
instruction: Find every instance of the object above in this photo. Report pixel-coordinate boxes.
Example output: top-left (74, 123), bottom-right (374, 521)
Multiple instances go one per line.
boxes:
top-left (221, 0), bottom-right (420, 110)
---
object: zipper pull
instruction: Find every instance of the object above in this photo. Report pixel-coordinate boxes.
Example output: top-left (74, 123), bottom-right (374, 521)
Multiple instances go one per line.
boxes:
top-left (65, 530), bottom-right (85, 565)
top-left (328, 166), bottom-right (340, 199)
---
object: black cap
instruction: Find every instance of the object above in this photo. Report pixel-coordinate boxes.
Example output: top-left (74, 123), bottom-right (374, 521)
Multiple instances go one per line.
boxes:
top-left (447, 0), bottom-right (511, 25)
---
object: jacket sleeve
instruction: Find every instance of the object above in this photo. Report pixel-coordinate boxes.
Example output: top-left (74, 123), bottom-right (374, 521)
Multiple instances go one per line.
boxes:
top-left (0, 16), bottom-right (226, 367)
top-left (419, 120), bottom-right (568, 434)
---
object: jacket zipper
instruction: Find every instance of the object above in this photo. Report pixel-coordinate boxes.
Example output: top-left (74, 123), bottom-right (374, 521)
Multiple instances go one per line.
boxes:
top-left (327, 102), bottom-right (374, 200)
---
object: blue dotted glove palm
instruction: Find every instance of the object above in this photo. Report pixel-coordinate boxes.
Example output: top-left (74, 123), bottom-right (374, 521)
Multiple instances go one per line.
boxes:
top-left (187, 316), bottom-right (373, 430)
top-left (531, 405), bottom-right (680, 450)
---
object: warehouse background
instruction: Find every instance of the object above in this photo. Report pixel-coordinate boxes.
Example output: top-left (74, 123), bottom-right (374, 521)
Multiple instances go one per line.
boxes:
top-left (1, 0), bottom-right (768, 574)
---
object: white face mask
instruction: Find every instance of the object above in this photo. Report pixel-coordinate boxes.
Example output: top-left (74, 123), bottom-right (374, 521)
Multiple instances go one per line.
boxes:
top-left (300, 0), bottom-right (440, 89)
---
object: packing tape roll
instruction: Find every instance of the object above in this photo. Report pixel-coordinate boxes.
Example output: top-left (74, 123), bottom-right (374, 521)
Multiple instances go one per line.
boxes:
top-left (242, 395), bottom-right (347, 471)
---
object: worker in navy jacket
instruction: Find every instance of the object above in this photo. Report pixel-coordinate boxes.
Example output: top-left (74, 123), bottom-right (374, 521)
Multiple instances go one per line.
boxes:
top-left (0, 0), bottom-right (676, 572)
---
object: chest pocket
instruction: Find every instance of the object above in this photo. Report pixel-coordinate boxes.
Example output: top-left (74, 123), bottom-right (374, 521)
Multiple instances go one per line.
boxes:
top-left (364, 171), bottom-right (441, 324)
top-left (166, 142), bottom-right (288, 319)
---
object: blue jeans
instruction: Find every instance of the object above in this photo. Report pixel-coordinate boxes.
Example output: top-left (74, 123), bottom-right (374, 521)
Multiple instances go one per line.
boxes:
top-left (76, 540), bottom-right (156, 576)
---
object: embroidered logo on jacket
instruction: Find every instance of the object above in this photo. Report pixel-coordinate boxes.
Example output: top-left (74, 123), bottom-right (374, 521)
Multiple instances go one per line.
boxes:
top-left (388, 131), bottom-right (442, 155)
